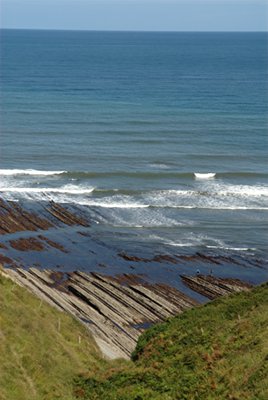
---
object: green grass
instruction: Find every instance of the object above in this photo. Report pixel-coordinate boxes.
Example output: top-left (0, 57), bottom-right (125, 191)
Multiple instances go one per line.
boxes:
top-left (75, 282), bottom-right (268, 400)
top-left (0, 273), bottom-right (117, 400)
top-left (1, 270), bottom-right (267, 400)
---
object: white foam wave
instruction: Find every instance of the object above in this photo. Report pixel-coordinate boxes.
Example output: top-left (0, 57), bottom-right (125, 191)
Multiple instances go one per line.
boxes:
top-left (194, 172), bottom-right (216, 179)
top-left (149, 163), bottom-right (170, 170)
top-left (0, 186), bottom-right (149, 208)
top-left (144, 184), bottom-right (268, 210)
top-left (153, 205), bottom-right (268, 210)
top-left (206, 245), bottom-right (256, 251)
top-left (165, 242), bottom-right (194, 247)
top-left (76, 201), bottom-right (149, 209)
top-left (218, 185), bottom-right (268, 197)
top-left (158, 190), bottom-right (195, 196)
top-left (0, 186), bottom-right (95, 195)
top-left (159, 234), bottom-right (228, 249)
top-left (0, 169), bottom-right (66, 176)
top-left (98, 208), bottom-right (184, 228)
top-left (1, 179), bottom-right (267, 211)
top-left (153, 186), bottom-right (268, 199)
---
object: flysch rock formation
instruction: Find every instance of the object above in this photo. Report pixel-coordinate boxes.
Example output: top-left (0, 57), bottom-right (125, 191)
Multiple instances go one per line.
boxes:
top-left (0, 197), bottom-right (254, 358)
top-left (1, 266), bottom-right (251, 359)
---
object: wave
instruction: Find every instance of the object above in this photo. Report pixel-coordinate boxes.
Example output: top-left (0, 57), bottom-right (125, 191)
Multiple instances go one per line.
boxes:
top-left (163, 234), bottom-right (259, 252)
top-left (62, 170), bottom-right (263, 180)
top-left (2, 184), bottom-right (268, 198)
top-left (0, 169), bottom-right (66, 176)
top-left (0, 188), bottom-right (148, 208)
top-left (194, 173), bottom-right (216, 179)
top-left (206, 245), bottom-right (256, 251)
top-left (1, 180), bottom-right (267, 210)
top-left (81, 202), bottom-right (149, 209)
top-left (0, 185), bottom-right (95, 195)
top-left (162, 186), bottom-right (268, 198)
top-left (165, 242), bottom-right (194, 247)
top-left (151, 205), bottom-right (268, 210)
top-left (96, 210), bottom-right (186, 228)
top-left (61, 171), bottom-right (193, 180)
top-left (1, 168), bottom-right (267, 181)
top-left (3, 185), bottom-right (267, 199)
top-left (218, 186), bottom-right (268, 197)
top-left (61, 170), bottom-right (268, 181)
top-left (89, 185), bottom-right (268, 199)
top-left (149, 163), bottom-right (171, 170)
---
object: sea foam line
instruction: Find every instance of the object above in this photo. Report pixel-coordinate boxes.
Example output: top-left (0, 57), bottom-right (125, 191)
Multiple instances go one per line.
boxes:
top-left (0, 169), bottom-right (66, 176)
top-left (206, 245), bottom-right (256, 251)
top-left (75, 201), bottom-right (149, 209)
top-left (0, 186), bottom-right (95, 194)
top-left (150, 205), bottom-right (268, 210)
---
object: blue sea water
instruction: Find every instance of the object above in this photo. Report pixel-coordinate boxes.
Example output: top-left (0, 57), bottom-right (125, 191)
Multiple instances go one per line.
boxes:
top-left (0, 30), bottom-right (268, 261)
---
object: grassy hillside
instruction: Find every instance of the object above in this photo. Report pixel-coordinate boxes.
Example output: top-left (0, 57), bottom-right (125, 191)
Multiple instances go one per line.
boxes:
top-left (0, 273), bottom-right (123, 400)
top-left (1, 269), bottom-right (267, 400)
top-left (75, 282), bottom-right (268, 400)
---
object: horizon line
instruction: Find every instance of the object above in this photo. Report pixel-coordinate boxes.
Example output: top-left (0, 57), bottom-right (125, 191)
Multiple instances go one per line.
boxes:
top-left (1, 28), bottom-right (267, 33)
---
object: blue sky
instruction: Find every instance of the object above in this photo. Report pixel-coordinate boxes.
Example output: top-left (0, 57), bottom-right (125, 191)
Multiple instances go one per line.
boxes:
top-left (1, 0), bottom-right (267, 31)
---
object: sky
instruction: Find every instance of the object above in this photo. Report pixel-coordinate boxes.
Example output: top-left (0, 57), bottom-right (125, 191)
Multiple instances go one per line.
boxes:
top-left (1, 0), bottom-right (267, 32)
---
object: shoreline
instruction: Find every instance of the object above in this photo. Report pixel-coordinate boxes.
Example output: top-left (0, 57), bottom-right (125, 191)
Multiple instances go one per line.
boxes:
top-left (0, 196), bottom-right (265, 358)
top-left (0, 266), bottom-right (252, 359)
top-left (0, 197), bottom-right (266, 287)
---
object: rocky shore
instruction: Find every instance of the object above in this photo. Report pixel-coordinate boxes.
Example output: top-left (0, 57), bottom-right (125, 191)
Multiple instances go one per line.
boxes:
top-left (0, 197), bottom-right (265, 358)
top-left (1, 267), bottom-right (251, 359)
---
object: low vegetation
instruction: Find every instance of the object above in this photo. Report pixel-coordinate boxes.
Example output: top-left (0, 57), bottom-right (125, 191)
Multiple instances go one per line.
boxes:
top-left (1, 270), bottom-right (267, 400)
top-left (0, 272), bottom-right (125, 400)
top-left (75, 282), bottom-right (268, 400)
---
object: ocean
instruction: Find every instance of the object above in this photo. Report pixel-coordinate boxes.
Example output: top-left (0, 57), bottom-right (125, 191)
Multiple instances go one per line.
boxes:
top-left (0, 30), bottom-right (268, 283)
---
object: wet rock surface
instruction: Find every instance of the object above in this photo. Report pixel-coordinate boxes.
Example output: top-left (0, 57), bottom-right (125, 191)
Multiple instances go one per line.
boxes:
top-left (38, 235), bottom-right (68, 253)
top-left (47, 202), bottom-right (90, 227)
top-left (9, 237), bottom-right (45, 252)
top-left (1, 267), bottom-right (252, 359)
top-left (0, 198), bottom-right (53, 234)
top-left (1, 197), bottom-right (266, 358)
top-left (0, 198), bottom-right (267, 292)
top-left (181, 274), bottom-right (252, 300)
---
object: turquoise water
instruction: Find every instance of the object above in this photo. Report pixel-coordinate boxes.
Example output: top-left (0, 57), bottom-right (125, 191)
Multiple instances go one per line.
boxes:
top-left (1, 30), bottom-right (268, 258)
